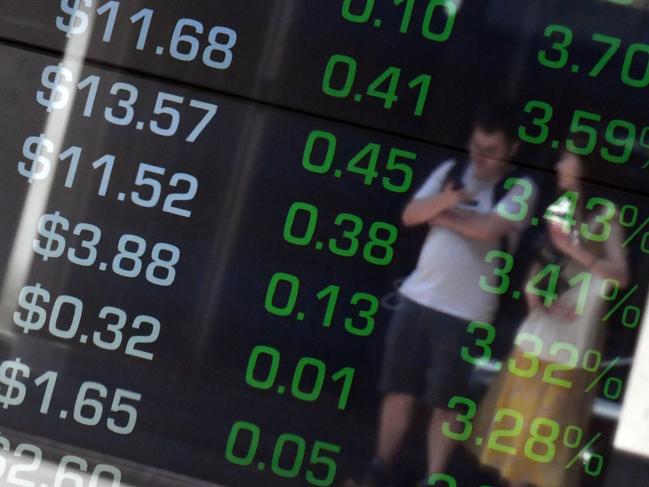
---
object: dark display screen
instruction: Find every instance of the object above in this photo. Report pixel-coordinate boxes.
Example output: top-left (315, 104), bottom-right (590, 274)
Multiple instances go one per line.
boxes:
top-left (0, 1), bottom-right (648, 486)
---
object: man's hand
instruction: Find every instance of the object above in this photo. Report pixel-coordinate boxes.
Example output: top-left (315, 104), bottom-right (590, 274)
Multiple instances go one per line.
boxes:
top-left (548, 220), bottom-right (576, 256)
top-left (429, 208), bottom-right (462, 226)
top-left (544, 301), bottom-right (578, 322)
top-left (525, 289), bottom-right (544, 311)
top-left (401, 182), bottom-right (472, 227)
top-left (439, 182), bottom-right (471, 209)
top-left (428, 184), bottom-right (473, 225)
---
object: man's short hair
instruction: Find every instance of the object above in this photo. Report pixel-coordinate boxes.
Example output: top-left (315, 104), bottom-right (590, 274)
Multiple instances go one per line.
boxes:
top-left (473, 102), bottom-right (519, 146)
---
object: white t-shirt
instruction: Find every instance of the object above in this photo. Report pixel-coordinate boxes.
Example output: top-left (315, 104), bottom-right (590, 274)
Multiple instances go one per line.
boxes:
top-left (400, 159), bottom-right (536, 323)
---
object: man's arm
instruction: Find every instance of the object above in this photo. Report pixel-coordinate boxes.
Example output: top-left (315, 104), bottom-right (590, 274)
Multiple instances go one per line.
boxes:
top-left (432, 209), bottom-right (516, 241)
top-left (401, 183), bottom-right (469, 227)
top-left (433, 175), bottom-right (538, 241)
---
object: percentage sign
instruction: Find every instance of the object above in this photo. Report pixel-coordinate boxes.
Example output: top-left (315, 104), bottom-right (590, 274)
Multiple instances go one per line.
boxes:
top-left (619, 204), bottom-right (649, 253)
top-left (584, 354), bottom-right (624, 400)
top-left (600, 279), bottom-right (641, 328)
top-left (563, 427), bottom-right (604, 477)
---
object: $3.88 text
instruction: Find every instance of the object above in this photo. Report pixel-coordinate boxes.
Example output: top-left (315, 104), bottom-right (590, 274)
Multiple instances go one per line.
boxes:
top-left (33, 211), bottom-right (180, 287)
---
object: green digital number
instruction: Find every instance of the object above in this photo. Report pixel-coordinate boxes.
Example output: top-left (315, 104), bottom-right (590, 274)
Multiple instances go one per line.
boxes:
top-left (331, 367), bottom-right (355, 410)
top-left (460, 321), bottom-right (496, 365)
top-left (225, 421), bottom-right (261, 466)
top-left (302, 130), bottom-right (415, 193)
top-left (408, 74), bottom-right (432, 116)
top-left (538, 24), bottom-right (573, 69)
top-left (367, 67), bottom-right (401, 109)
top-left (341, 0), bottom-right (375, 23)
top-left (480, 250), bottom-right (514, 295)
top-left (393, 0), bottom-right (456, 42)
top-left (602, 119), bottom-right (636, 164)
top-left (508, 333), bottom-right (542, 378)
top-left (542, 342), bottom-right (579, 388)
top-left (317, 285), bottom-right (340, 328)
top-left (442, 395), bottom-right (476, 441)
top-left (427, 473), bottom-right (457, 486)
top-left (421, 0), bottom-right (457, 42)
top-left (265, 272), bottom-right (299, 317)
top-left (284, 202), bottom-right (318, 246)
top-left (519, 100), bottom-right (553, 145)
top-left (329, 213), bottom-right (363, 257)
top-left (303, 130), bottom-right (336, 174)
top-left (344, 292), bottom-right (379, 336)
top-left (589, 34), bottom-right (621, 78)
top-left (523, 417), bottom-right (560, 463)
top-left (621, 43), bottom-right (649, 88)
top-left (545, 191), bottom-right (578, 228)
top-left (568, 272), bottom-right (592, 316)
top-left (566, 110), bottom-right (601, 155)
top-left (580, 197), bottom-right (615, 242)
top-left (272, 433), bottom-right (306, 478)
top-left (497, 177), bottom-right (533, 222)
top-left (291, 358), bottom-right (327, 402)
top-left (246, 345), bottom-right (280, 390)
top-left (225, 421), bottom-right (341, 486)
top-left (394, 0), bottom-right (416, 33)
top-left (347, 143), bottom-right (380, 185)
top-left (318, 286), bottom-right (378, 336)
top-left (363, 222), bottom-right (398, 266)
top-left (322, 54), bottom-right (357, 98)
top-left (525, 264), bottom-right (560, 307)
top-left (383, 148), bottom-right (415, 193)
top-left (486, 408), bottom-right (524, 455)
top-left (305, 441), bottom-right (340, 486)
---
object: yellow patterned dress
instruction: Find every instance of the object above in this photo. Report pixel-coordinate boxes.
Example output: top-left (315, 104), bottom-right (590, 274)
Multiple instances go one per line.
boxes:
top-left (467, 214), bottom-right (626, 487)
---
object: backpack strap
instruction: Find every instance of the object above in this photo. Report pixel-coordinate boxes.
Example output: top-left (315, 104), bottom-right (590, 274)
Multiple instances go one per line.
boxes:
top-left (493, 169), bottom-right (535, 253)
top-left (441, 156), bottom-right (471, 190)
top-left (444, 157), bottom-right (522, 210)
top-left (493, 168), bottom-right (527, 205)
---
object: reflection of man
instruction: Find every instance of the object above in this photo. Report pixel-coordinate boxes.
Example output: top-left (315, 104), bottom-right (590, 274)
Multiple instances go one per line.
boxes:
top-left (350, 105), bottom-right (537, 486)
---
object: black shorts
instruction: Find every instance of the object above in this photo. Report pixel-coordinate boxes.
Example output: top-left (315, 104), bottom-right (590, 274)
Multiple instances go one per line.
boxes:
top-left (379, 295), bottom-right (474, 408)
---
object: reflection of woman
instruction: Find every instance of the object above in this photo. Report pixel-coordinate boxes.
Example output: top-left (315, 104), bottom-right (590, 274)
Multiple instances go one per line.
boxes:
top-left (469, 151), bottom-right (629, 487)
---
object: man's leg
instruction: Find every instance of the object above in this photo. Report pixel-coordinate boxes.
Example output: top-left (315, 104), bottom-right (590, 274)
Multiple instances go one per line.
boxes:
top-left (376, 392), bottom-right (416, 466)
top-left (426, 407), bottom-right (458, 475)
top-left (343, 296), bottom-right (423, 485)
top-left (373, 298), bottom-right (423, 473)
top-left (342, 393), bottom-right (416, 486)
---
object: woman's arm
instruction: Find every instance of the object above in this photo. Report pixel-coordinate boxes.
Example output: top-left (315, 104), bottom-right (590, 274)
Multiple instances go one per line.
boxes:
top-left (525, 258), bottom-right (578, 320)
top-left (548, 216), bottom-right (629, 287)
top-left (592, 216), bottom-right (630, 286)
top-left (524, 262), bottom-right (544, 311)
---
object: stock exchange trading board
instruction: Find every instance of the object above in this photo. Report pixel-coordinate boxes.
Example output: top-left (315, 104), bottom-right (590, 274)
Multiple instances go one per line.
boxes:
top-left (0, 1), bottom-right (648, 486)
